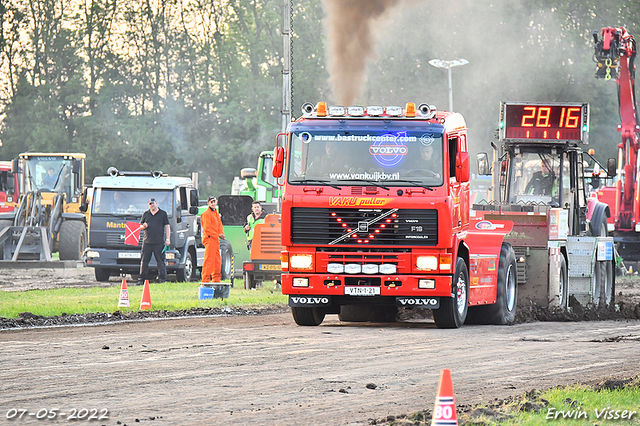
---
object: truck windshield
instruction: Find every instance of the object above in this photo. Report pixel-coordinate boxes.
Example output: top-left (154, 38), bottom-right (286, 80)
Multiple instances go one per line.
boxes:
top-left (92, 189), bottom-right (174, 216)
top-left (288, 130), bottom-right (444, 186)
top-left (24, 156), bottom-right (74, 193)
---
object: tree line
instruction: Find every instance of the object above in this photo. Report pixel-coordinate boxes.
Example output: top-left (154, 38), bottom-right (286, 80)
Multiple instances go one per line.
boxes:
top-left (0, 0), bottom-right (638, 196)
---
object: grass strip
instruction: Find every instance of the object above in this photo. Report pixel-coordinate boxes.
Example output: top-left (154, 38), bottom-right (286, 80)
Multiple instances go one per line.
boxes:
top-left (0, 281), bottom-right (287, 319)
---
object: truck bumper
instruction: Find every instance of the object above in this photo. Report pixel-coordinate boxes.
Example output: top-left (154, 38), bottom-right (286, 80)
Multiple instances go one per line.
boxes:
top-left (281, 273), bottom-right (452, 298)
top-left (83, 248), bottom-right (182, 274)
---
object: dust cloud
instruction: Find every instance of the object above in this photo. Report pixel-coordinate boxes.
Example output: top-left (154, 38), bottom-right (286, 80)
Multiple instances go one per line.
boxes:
top-left (322, 0), bottom-right (404, 106)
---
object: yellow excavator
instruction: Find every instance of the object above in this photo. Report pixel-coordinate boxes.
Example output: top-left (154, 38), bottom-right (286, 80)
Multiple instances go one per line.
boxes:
top-left (0, 153), bottom-right (87, 262)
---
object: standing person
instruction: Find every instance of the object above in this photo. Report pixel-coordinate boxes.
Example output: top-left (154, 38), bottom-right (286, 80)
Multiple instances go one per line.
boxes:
top-left (244, 201), bottom-right (267, 250)
top-left (201, 196), bottom-right (226, 283)
top-left (138, 198), bottom-right (171, 285)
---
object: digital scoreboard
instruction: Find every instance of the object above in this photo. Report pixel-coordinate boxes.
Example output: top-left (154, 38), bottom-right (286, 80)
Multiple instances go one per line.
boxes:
top-left (499, 102), bottom-right (589, 144)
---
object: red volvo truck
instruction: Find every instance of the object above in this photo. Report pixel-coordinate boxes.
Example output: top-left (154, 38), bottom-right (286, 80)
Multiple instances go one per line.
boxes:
top-left (273, 102), bottom-right (515, 328)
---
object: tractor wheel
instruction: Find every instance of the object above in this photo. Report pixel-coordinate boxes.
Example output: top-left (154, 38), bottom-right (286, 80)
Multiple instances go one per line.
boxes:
top-left (58, 221), bottom-right (87, 260)
top-left (0, 220), bottom-right (13, 260)
top-left (291, 307), bottom-right (325, 326)
top-left (558, 256), bottom-right (568, 308)
top-left (594, 259), bottom-right (614, 308)
top-left (466, 243), bottom-right (517, 325)
top-left (433, 257), bottom-right (469, 329)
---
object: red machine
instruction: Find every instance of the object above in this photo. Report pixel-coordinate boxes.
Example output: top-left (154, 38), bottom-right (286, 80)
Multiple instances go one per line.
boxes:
top-left (0, 161), bottom-right (18, 213)
top-left (593, 27), bottom-right (640, 259)
top-left (273, 102), bottom-right (515, 328)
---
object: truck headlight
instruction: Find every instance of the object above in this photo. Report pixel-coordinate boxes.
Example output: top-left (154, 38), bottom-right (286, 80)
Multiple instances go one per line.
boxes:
top-left (85, 250), bottom-right (100, 258)
top-left (290, 254), bottom-right (313, 270)
top-left (165, 252), bottom-right (175, 260)
top-left (327, 263), bottom-right (344, 274)
top-left (416, 255), bottom-right (438, 271)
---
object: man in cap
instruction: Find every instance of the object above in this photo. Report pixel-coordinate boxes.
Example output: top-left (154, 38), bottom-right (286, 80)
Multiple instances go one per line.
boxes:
top-left (200, 195), bottom-right (226, 283)
top-left (138, 197), bottom-right (171, 284)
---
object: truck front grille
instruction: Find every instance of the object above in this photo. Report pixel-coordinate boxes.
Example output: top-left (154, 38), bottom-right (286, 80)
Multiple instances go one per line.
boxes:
top-left (290, 208), bottom-right (438, 246)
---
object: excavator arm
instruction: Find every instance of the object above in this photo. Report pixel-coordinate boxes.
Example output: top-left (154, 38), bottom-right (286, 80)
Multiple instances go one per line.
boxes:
top-left (594, 27), bottom-right (640, 233)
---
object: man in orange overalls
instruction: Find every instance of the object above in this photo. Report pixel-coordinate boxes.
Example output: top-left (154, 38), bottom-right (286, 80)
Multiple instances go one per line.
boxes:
top-left (200, 196), bottom-right (226, 282)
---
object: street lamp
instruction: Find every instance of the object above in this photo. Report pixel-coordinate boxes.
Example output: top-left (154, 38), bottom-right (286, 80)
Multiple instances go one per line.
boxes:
top-left (428, 58), bottom-right (469, 111)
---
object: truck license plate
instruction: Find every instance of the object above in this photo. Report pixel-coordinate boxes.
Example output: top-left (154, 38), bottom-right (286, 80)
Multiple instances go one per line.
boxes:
top-left (118, 252), bottom-right (141, 259)
top-left (344, 286), bottom-right (380, 296)
top-left (260, 264), bottom-right (280, 271)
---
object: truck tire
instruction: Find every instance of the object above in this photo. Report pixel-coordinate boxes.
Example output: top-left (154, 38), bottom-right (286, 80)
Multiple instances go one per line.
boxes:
top-left (176, 250), bottom-right (194, 282)
top-left (338, 305), bottom-right (397, 322)
top-left (594, 259), bottom-right (614, 308)
top-left (220, 241), bottom-right (233, 281)
top-left (58, 220), bottom-right (87, 260)
top-left (95, 267), bottom-right (110, 282)
top-left (467, 243), bottom-right (517, 325)
top-left (291, 307), bottom-right (325, 326)
top-left (433, 257), bottom-right (469, 329)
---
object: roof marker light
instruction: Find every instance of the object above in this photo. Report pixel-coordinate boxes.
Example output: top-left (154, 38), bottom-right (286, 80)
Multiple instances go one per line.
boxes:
top-left (329, 106), bottom-right (346, 116)
top-left (348, 106), bottom-right (365, 116)
top-left (367, 106), bottom-right (384, 116)
top-left (386, 106), bottom-right (403, 116)
top-left (405, 102), bottom-right (416, 117)
top-left (316, 102), bottom-right (327, 117)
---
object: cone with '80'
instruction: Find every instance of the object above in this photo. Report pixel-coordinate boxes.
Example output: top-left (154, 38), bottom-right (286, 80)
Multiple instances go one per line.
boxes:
top-left (431, 369), bottom-right (458, 426)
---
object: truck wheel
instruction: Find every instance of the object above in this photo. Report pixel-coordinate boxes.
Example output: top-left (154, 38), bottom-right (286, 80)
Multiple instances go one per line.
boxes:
top-left (176, 250), bottom-right (194, 282)
top-left (433, 257), bottom-right (469, 329)
top-left (95, 267), bottom-right (110, 282)
top-left (220, 242), bottom-right (233, 280)
top-left (291, 307), bottom-right (325, 326)
top-left (58, 221), bottom-right (87, 260)
top-left (339, 305), bottom-right (397, 322)
top-left (594, 260), bottom-right (614, 308)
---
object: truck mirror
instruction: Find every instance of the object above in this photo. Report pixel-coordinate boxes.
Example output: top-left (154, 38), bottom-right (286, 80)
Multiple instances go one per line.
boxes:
top-left (190, 189), bottom-right (199, 207)
top-left (189, 206), bottom-right (198, 215)
top-left (456, 152), bottom-right (470, 183)
top-left (477, 152), bottom-right (490, 175)
top-left (273, 146), bottom-right (284, 178)
top-left (11, 158), bottom-right (19, 174)
top-left (606, 158), bottom-right (616, 177)
top-left (241, 168), bottom-right (257, 179)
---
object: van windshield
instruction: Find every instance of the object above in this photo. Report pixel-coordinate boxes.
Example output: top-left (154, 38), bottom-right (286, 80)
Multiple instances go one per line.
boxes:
top-left (92, 189), bottom-right (173, 216)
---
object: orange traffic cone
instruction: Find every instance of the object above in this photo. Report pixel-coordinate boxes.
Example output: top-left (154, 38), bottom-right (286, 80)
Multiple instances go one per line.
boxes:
top-left (139, 280), bottom-right (152, 310)
top-left (431, 369), bottom-right (458, 426)
top-left (117, 279), bottom-right (130, 308)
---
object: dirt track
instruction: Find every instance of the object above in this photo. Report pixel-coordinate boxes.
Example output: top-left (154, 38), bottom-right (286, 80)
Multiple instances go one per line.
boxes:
top-left (1, 268), bottom-right (640, 425)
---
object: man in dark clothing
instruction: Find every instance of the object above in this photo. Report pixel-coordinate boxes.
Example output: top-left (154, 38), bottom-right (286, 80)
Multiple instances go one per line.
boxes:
top-left (138, 197), bottom-right (171, 285)
top-left (525, 161), bottom-right (556, 196)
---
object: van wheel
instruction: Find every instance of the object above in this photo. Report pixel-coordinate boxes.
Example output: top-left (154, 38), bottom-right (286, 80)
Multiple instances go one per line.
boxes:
top-left (176, 250), bottom-right (194, 282)
top-left (433, 257), bottom-right (469, 329)
top-left (95, 267), bottom-right (110, 282)
top-left (291, 307), bottom-right (325, 326)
